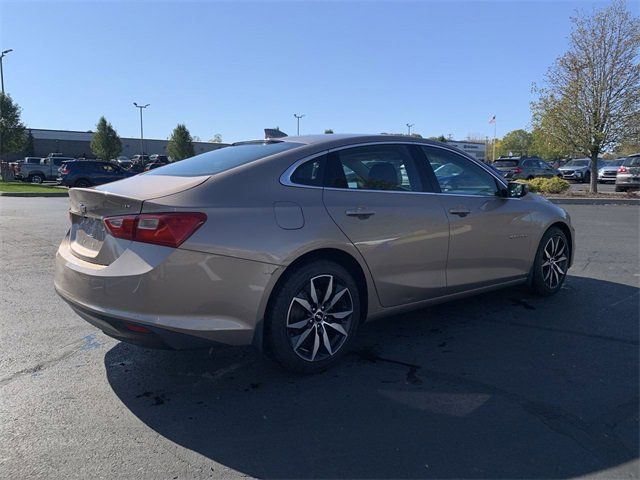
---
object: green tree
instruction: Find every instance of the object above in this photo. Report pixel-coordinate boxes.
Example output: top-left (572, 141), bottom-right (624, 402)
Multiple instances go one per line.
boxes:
top-left (167, 124), bottom-right (195, 160)
top-left (210, 133), bottom-right (223, 143)
top-left (532, 0), bottom-right (640, 192)
top-left (23, 129), bottom-right (35, 156)
top-left (530, 127), bottom-right (573, 160)
top-left (0, 93), bottom-right (26, 159)
top-left (324, 129), bottom-right (334, 134)
top-left (498, 129), bottom-right (533, 157)
top-left (90, 116), bottom-right (122, 160)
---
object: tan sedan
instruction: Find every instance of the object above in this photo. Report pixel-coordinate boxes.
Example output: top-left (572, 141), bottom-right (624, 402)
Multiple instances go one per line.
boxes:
top-left (54, 134), bottom-right (574, 373)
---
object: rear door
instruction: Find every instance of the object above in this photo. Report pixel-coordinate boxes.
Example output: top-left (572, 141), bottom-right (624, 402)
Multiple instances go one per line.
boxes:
top-left (322, 144), bottom-right (449, 307)
top-left (420, 145), bottom-right (534, 292)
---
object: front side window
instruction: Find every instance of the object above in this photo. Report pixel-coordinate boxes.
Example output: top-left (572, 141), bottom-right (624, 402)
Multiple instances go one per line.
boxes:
top-left (326, 145), bottom-right (424, 192)
top-left (422, 146), bottom-right (500, 196)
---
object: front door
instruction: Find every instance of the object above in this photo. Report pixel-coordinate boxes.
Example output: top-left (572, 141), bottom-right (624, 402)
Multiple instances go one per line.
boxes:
top-left (419, 145), bottom-right (535, 292)
top-left (322, 144), bottom-right (449, 307)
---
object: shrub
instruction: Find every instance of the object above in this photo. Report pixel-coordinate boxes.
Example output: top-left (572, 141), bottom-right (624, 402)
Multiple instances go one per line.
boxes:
top-left (517, 177), bottom-right (570, 194)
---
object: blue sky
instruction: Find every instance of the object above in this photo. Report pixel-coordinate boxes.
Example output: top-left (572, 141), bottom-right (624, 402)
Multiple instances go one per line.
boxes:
top-left (1, 0), bottom-right (612, 143)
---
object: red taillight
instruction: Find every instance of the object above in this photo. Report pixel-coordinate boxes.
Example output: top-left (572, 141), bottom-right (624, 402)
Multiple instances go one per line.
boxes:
top-left (618, 166), bottom-right (628, 173)
top-left (513, 167), bottom-right (523, 174)
top-left (60, 166), bottom-right (69, 175)
top-left (125, 322), bottom-right (151, 333)
top-left (103, 212), bottom-right (206, 248)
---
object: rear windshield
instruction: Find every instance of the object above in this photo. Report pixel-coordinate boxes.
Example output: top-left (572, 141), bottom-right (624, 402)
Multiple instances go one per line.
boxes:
top-left (493, 160), bottom-right (519, 167)
top-left (623, 157), bottom-right (640, 167)
top-left (147, 142), bottom-right (300, 177)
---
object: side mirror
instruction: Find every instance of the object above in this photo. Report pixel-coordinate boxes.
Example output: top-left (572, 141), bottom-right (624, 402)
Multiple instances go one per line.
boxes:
top-left (506, 181), bottom-right (528, 198)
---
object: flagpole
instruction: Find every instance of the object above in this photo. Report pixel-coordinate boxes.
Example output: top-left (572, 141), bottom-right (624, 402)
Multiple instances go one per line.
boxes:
top-left (492, 119), bottom-right (497, 162)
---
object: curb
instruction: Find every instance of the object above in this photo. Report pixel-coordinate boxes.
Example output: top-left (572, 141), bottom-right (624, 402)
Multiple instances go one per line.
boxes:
top-left (0, 192), bottom-right (69, 197)
top-left (548, 197), bottom-right (639, 206)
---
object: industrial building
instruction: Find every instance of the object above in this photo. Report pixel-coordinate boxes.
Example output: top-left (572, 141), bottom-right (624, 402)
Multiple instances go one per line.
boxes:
top-left (446, 140), bottom-right (487, 162)
top-left (7, 128), bottom-right (227, 161)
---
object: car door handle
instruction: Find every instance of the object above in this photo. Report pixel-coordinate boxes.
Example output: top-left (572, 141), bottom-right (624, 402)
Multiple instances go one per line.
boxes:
top-left (448, 208), bottom-right (471, 217)
top-left (346, 208), bottom-right (376, 219)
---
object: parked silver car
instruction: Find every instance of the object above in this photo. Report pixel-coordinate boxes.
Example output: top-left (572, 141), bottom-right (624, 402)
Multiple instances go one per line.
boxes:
top-left (54, 134), bottom-right (574, 373)
top-left (598, 159), bottom-right (625, 183)
top-left (558, 158), bottom-right (604, 183)
top-left (615, 155), bottom-right (640, 192)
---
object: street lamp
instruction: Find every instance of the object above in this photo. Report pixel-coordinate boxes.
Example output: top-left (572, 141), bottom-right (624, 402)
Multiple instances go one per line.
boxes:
top-left (406, 123), bottom-right (414, 136)
top-left (0, 49), bottom-right (13, 95)
top-left (133, 102), bottom-right (150, 157)
top-left (0, 49), bottom-right (13, 171)
top-left (294, 113), bottom-right (305, 135)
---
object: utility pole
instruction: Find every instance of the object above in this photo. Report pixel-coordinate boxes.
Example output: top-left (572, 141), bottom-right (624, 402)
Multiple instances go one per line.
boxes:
top-left (133, 102), bottom-right (150, 157)
top-left (294, 113), bottom-right (305, 135)
top-left (406, 123), bottom-right (414, 136)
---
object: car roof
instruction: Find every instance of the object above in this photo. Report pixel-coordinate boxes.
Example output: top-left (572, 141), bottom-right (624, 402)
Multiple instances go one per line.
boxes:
top-left (279, 133), bottom-right (441, 147)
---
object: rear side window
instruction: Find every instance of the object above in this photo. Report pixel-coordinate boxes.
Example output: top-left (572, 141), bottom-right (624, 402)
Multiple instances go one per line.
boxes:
top-left (290, 155), bottom-right (326, 186)
top-left (624, 157), bottom-right (640, 167)
top-left (326, 145), bottom-right (424, 192)
top-left (147, 142), bottom-right (300, 177)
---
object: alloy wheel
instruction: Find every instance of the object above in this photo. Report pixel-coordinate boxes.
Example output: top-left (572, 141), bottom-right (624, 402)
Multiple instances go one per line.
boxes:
top-left (541, 235), bottom-right (568, 289)
top-left (286, 274), bottom-right (353, 362)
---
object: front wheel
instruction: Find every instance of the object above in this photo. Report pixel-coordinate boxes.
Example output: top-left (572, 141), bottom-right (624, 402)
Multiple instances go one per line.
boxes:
top-left (531, 227), bottom-right (569, 296)
top-left (615, 186), bottom-right (626, 192)
top-left (583, 172), bottom-right (591, 184)
top-left (266, 261), bottom-right (361, 373)
top-left (74, 179), bottom-right (91, 188)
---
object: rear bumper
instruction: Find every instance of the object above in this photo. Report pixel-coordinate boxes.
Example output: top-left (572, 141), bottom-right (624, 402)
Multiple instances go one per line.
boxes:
top-left (54, 235), bottom-right (280, 349)
top-left (615, 174), bottom-right (640, 187)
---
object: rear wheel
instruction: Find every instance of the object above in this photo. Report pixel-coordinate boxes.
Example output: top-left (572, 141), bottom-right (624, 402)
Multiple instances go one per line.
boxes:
top-left (531, 227), bottom-right (569, 296)
top-left (30, 174), bottom-right (44, 184)
top-left (615, 186), bottom-right (626, 192)
top-left (583, 172), bottom-right (591, 184)
top-left (74, 179), bottom-right (91, 188)
top-left (266, 260), bottom-right (361, 374)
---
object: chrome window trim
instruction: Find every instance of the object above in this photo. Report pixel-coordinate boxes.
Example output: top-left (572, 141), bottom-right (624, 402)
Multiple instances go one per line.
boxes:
top-left (280, 141), bottom-right (513, 197)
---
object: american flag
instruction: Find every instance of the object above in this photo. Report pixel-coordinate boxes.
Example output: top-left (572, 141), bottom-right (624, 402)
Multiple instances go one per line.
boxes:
top-left (488, 115), bottom-right (496, 124)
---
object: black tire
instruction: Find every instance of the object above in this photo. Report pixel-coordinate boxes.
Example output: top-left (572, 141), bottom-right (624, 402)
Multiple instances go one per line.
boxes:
top-left (74, 179), bottom-right (91, 188)
top-left (531, 226), bottom-right (569, 296)
top-left (615, 186), bottom-right (626, 192)
top-left (583, 172), bottom-right (591, 184)
top-left (527, 175), bottom-right (534, 180)
top-left (266, 260), bottom-right (361, 374)
top-left (30, 174), bottom-right (44, 184)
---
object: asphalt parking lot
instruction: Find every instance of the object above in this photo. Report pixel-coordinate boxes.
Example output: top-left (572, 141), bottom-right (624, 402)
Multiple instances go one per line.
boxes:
top-left (1, 197), bottom-right (638, 479)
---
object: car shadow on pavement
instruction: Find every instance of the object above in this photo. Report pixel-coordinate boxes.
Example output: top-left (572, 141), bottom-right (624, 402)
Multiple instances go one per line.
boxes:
top-left (104, 275), bottom-right (639, 479)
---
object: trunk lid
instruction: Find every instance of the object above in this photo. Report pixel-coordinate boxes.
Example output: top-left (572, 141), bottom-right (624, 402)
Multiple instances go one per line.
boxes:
top-left (68, 175), bottom-right (209, 265)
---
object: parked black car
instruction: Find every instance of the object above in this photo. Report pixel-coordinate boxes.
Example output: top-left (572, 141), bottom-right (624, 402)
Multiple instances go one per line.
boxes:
top-left (57, 161), bottom-right (134, 188)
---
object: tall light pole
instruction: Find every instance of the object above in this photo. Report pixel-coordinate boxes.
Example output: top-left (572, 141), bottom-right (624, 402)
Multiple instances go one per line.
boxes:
top-left (294, 113), bottom-right (305, 135)
top-left (0, 49), bottom-right (13, 170)
top-left (406, 123), bottom-right (414, 136)
top-left (133, 102), bottom-right (150, 157)
top-left (0, 49), bottom-right (12, 95)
